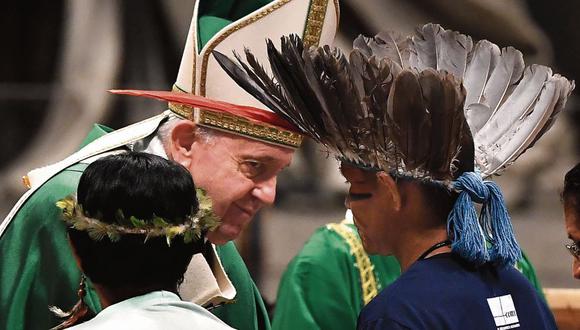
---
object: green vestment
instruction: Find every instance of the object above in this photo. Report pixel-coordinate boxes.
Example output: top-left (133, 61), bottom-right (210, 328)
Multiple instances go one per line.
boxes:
top-left (272, 223), bottom-right (400, 330)
top-left (0, 124), bottom-right (270, 330)
top-left (272, 222), bottom-right (544, 330)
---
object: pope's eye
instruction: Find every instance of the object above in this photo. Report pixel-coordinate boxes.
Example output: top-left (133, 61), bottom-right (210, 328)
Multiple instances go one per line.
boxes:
top-left (239, 160), bottom-right (264, 178)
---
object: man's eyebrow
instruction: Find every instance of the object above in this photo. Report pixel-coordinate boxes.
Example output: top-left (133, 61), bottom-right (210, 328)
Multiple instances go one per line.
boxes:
top-left (240, 155), bottom-right (292, 169)
top-left (239, 155), bottom-right (276, 162)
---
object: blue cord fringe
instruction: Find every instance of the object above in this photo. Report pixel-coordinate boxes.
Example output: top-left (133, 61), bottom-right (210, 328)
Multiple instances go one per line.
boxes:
top-left (481, 182), bottom-right (522, 266)
top-left (447, 172), bottom-right (521, 266)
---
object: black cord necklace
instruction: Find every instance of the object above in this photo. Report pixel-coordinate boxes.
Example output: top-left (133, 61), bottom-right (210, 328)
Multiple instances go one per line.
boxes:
top-left (417, 240), bottom-right (452, 261)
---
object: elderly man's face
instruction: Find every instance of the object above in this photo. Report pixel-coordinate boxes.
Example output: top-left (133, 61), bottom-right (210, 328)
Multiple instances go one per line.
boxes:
top-left (188, 132), bottom-right (294, 245)
top-left (564, 202), bottom-right (580, 279)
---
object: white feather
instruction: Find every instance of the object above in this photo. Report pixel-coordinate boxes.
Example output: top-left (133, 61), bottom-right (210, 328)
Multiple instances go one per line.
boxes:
top-left (474, 65), bottom-right (551, 145)
top-left (49, 305), bottom-right (71, 318)
top-left (409, 24), bottom-right (441, 71)
top-left (498, 76), bottom-right (573, 172)
top-left (535, 76), bottom-right (575, 135)
top-left (480, 47), bottom-right (525, 114)
top-left (373, 31), bottom-right (411, 69)
top-left (464, 103), bottom-right (492, 135)
top-left (435, 29), bottom-right (473, 78)
top-left (477, 75), bottom-right (564, 176)
top-left (380, 24), bottom-right (573, 177)
top-left (464, 40), bottom-right (501, 107)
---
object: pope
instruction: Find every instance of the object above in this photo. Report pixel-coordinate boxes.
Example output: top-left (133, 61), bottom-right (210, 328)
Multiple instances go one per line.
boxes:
top-left (0, 1), bottom-right (339, 329)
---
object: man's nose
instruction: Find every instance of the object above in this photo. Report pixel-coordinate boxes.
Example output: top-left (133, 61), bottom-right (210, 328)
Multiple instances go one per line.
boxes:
top-left (252, 176), bottom-right (277, 205)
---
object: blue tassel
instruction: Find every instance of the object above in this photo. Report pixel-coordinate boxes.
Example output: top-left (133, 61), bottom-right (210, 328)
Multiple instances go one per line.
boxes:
top-left (481, 182), bottom-right (522, 266)
top-left (447, 172), bottom-right (489, 264)
top-left (448, 172), bottom-right (521, 266)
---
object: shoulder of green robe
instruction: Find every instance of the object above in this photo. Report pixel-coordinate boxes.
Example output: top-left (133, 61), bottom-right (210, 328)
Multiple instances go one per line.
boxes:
top-left (21, 163), bottom-right (88, 216)
top-left (280, 225), bottom-right (355, 283)
top-left (213, 241), bottom-right (271, 330)
top-left (515, 251), bottom-right (545, 298)
top-left (0, 161), bottom-right (103, 329)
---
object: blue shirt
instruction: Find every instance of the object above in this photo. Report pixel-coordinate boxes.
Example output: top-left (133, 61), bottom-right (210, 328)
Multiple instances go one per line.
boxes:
top-left (357, 253), bottom-right (556, 330)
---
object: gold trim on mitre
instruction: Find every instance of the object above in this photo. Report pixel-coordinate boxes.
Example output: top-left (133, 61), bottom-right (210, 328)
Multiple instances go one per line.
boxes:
top-left (199, 0), bottom-right (338, 96)
top-left (303, 0), bottom-right (330, 47)
top-left (195, 108), bottom-right (303, 148)
top-left (168, 86), bottom-right (303, 149)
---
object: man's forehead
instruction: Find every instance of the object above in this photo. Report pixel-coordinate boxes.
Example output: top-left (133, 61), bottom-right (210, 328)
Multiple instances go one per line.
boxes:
top-left (227, 135), bottom-right (295, 161)
top-left (340, 163), bottom-right (377, 183)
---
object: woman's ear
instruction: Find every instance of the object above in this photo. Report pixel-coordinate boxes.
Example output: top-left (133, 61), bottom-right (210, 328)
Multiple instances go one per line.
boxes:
top-left (377, 172), bottom-right (402, 212)
top-left (168, 120), bottom-right (197, 168)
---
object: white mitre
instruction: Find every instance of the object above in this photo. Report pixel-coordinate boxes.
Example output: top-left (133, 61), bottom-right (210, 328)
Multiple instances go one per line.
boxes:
top-left (168, 0), bottom-right (340, 148)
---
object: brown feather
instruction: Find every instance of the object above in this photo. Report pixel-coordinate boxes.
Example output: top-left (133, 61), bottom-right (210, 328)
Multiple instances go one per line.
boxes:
top-left (388, 70), bottom-right (431, 172)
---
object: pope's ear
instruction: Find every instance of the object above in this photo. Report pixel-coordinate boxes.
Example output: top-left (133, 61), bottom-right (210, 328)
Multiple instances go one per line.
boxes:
top-left (168, 120), bottom-right (197, 168)
top-left (377, 172), bottom-right (402, 212)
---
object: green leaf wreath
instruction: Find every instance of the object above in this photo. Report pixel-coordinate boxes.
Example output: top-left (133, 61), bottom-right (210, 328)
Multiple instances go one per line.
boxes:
top-left (55, 188), bottom-right (220, 246)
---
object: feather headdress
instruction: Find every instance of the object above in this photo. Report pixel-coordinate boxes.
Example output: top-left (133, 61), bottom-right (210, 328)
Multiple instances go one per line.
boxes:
top-left (213, 24), bottom-right (574, 267)
top-left (357, 23), bottom-right (574, 177)
top-left (214, 35), bottom-right (469, 182)
top-left (215, 24), bottom-right (573, 179)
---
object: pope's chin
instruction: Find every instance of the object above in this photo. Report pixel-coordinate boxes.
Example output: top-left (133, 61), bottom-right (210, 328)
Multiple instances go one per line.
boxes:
top-left (207, 224), bottom-right (241, 245)
top-left (206, 204), bottom-right (255, 244)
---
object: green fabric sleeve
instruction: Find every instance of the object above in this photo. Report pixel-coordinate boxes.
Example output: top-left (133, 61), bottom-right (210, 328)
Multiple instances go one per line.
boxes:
top-left (0, 164), bottom-right (101, 330)
top-left (213, 241), bottom-right (271, 330)
top-left (272, 227), bottom-right (361, 330)
top-left (515, 251), bottom-right (545, 300)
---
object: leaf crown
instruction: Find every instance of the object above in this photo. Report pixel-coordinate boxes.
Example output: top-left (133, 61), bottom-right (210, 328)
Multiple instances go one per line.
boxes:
top-left (55, 188), bottom-right (220, 246)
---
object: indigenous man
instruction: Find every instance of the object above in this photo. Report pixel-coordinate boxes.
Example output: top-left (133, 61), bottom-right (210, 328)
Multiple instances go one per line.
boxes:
top-left (214, 23), bottom-right (572, 329)
top-left (0, 1), bottom-right (339, 329)
top-left (272, 211), bottom-right (544, 330)
top-left (272, 209), bottom-right (401, 330)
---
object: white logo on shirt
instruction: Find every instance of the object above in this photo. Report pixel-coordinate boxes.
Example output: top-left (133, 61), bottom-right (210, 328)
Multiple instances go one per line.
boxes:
top-left (487, 294), bottom-right (520, 329)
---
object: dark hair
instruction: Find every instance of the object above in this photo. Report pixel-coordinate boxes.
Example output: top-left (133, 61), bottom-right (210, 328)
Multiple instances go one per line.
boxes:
top-left (563, 162), bottom-right (580, 213)
top-left (394, 176), bottom-right (458, 223)
top-left (68, 152), bottom-right (202, 289)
